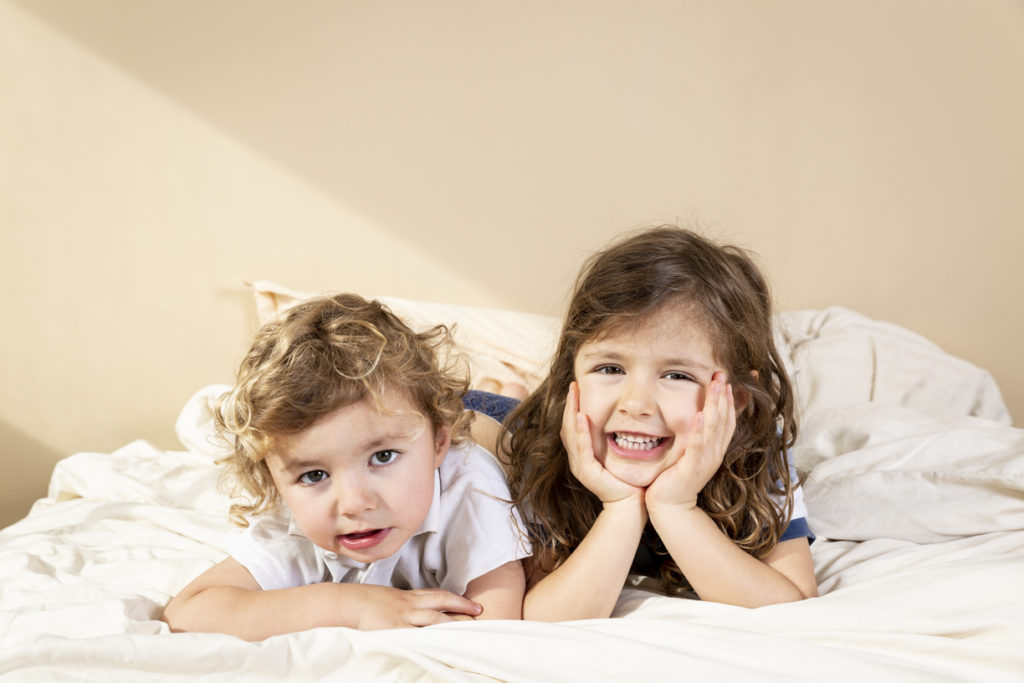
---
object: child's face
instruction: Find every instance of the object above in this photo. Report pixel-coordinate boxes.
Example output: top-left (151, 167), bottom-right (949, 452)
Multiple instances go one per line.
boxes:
top-left (572, 306), bottom-right (728, 488)
top-left (265, 388), bottom-right (449, 564)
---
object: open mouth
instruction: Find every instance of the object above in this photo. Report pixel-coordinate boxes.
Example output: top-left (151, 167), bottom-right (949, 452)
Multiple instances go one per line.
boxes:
top-left (337, 528), bottom-right (390, 551)
top-left (611, 432), bottom-right (668, 452)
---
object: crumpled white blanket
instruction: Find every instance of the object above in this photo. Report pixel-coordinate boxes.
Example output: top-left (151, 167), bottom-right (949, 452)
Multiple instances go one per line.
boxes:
top-left (1, 303), bottom-right (1022, 682)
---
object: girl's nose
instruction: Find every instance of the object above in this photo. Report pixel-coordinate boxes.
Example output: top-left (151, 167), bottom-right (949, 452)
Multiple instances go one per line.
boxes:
top-left (618, 377), bottom-right (654, 418)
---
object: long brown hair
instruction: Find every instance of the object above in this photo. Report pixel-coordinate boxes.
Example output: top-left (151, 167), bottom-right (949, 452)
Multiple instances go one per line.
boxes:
top-left (502, 226), bottom-right (797, 593)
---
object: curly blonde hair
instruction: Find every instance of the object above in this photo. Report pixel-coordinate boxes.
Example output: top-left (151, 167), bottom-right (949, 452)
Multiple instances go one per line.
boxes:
top-left (501, 226), bottom-right (797, 594)
top-left (216, 292), bottom-right (471, 526)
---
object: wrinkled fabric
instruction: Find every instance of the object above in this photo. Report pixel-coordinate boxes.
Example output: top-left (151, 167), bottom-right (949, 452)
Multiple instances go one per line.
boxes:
top-left (2, 304), bottom-right (1023, 681)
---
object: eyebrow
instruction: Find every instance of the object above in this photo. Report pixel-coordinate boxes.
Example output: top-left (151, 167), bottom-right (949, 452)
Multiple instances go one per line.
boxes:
top-left (355, 433), bottom-right (409, 453)
top-left (576, 347), bottom-right (627, 363)
top-left (667, 358), bottom-right (714, 372)
top-left (277, 457), bottom-right (324, 474)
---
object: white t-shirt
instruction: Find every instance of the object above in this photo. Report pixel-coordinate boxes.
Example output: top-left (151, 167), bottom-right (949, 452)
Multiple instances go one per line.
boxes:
top-left (228, 442), bottom-right (531, 596)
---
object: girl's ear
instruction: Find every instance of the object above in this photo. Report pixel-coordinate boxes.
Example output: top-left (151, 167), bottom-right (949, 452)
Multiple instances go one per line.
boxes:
top-left (733, 369), bottom-right (758, 413)
top-left (733, 386), bottom-right (752, 414)
top-left (433, 425), bottom-right (451, 468)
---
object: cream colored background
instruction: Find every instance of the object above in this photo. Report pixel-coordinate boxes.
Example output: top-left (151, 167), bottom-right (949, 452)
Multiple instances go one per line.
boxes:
top-left (2, 0), bottom-right (1022, 528)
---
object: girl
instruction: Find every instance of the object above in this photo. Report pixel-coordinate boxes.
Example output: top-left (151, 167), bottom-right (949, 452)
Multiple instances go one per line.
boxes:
top-left (501, 226), bottom-right (817, 621)
top-left (162, 293), bottom-right (528, 640)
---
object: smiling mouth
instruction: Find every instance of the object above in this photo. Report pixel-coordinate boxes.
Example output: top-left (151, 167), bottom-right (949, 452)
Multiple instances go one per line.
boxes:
top-left (611, 432), bottom-right (668, 452)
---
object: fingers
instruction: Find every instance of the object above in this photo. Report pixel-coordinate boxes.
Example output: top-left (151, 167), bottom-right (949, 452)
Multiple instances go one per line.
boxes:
top-left (722, 383), bottom-right (737, 450)
top-left (560, 382), bottom-right (581, 450)
top-left (408, 610), bottom-right (456, 627)
top-left (695, 372), bottom-right (736, 462)
top-left (560, 383), bottom-right (643, 504)
top-left (562, 382), bottom-right (594, 479)
top-left (405, 589), bottom-right (482, 627)
top-left (416, 589), bottom-right (483, 616)
top-left (574, 411), bottom-right (594, 460)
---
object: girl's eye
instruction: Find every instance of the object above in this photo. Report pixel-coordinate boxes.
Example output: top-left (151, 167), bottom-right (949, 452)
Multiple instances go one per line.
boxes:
top-left (369, 450), bottom-right (399, 466)
top-left (594, 365), bottom-right (624, 375)
top-left (665, 372), bottom-right (696, 382)
top-left (298, 470), bottom-right (328, 485)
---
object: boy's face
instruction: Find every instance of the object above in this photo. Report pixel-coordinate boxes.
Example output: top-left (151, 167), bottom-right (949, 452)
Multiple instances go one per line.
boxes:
top-left (265, 387), bottom-right (449, 564)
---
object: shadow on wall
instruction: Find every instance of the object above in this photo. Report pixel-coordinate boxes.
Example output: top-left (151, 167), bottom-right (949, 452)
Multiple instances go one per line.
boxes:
top-left (5, 0), bottom-right (657, 312)
top-left (0, 418), bottom-right (63, 529)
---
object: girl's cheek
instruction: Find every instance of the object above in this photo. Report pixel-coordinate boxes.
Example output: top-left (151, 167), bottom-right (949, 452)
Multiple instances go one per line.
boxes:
top-left (576, 389), bottom-right (604, 421)
top-left (573, 378), bottom-right (591, 409)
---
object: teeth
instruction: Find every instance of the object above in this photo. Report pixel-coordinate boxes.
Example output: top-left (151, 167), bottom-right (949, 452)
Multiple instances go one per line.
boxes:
top-left (614, 433), bottom-right (661, 450)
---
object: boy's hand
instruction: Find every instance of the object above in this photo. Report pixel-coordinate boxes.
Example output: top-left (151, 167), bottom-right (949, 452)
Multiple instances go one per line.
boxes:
top-left (354, 586), bottom-right (483, 630)
top-left (561, 382), bottom-right (645, 506)
top-left (646, 373), bottom-right (736, 512)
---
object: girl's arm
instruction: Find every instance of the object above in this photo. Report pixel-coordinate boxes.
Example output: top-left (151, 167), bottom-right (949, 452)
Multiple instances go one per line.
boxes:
top-left (161, 557), bottom-right (484, 640)
top-left (646, 377), bottom-right (817, 606)
top-left (647, 506), bottom-right (817, 605)
top-left (521, 384), bottom-right (647, 621)
top-left (522, 497), bottom-right (647, 621)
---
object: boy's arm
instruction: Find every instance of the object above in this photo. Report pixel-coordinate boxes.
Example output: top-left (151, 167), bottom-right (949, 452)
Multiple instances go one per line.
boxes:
top-left (456, 559), bottom-right (526, 620)
top-left (161, 557), bottom-right (483, 640)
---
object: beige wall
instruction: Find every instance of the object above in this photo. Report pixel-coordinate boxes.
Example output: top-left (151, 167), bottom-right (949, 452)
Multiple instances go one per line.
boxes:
top-left (2, 0), bottom-right (1022, 528)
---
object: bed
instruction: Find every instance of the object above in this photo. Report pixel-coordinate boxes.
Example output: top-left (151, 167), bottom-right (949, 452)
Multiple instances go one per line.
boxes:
top-left (2, 283), bottom-right (1022, 682)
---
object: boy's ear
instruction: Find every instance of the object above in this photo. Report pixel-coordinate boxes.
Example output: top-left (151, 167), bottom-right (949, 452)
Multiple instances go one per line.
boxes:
top-left (433, 425), bottom-right (451, 468)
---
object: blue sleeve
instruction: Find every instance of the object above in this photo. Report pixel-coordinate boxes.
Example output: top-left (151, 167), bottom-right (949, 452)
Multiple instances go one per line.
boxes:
top-left (780, 459), bottom-right (815, 544)
top-left (781, 517), bottom-right (814, 544)
top-left (461, 390), bottom-right (521, 425)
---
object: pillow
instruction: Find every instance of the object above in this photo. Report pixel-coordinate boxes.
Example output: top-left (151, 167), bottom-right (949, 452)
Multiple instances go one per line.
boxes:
top-left (175, 382), bottom-right (233, 460)
top-left (247, 288), bottom-right (1010, 421)
top-left (246, 280), bottom-right (561, 399)
top-left (775, 307), bottom-right (1010, 424)
top-left (795, 402), bottom-right (1024, 542)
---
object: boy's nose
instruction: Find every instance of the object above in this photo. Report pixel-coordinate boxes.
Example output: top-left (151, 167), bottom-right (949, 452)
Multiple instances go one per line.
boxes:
top-left (333, 476), bottom-right (376, 516)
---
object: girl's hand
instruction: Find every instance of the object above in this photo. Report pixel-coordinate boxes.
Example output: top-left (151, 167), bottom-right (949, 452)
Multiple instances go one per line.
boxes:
top-left (561, 382), bottom-right (645, 505)
top-left (646, 373), bottom-right (736, 511)
top-left (355, 586), bottom-right (483, 630)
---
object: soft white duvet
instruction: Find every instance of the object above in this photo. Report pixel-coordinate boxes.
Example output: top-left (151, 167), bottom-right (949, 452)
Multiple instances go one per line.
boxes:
top-left (1, 304), bottom-right (1022, 682)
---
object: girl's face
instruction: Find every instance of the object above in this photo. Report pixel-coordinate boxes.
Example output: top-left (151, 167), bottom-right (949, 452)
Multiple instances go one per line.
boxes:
top-left (571, 306), bottom-right (730, 488)
top-left (265, 388), bottom-right (449, 565)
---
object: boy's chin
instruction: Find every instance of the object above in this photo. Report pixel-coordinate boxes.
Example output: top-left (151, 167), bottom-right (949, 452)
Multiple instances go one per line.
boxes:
top-left (334, 544), bottom-right (399, 565)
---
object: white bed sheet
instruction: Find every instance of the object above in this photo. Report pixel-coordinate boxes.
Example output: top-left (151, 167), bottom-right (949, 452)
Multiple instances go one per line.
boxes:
top-left (2, 304), bottom-right (1022, 682)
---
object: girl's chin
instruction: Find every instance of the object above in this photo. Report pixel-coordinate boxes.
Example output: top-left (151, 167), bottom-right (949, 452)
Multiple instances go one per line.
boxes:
top-left (603, 459), bottom-right (669, 488)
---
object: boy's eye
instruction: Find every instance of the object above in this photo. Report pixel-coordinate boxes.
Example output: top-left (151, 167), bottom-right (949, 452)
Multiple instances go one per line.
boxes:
top-left (369, 450), bottom-right (399, 466)
top-left (298, 470), bottom-right (328, 485)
